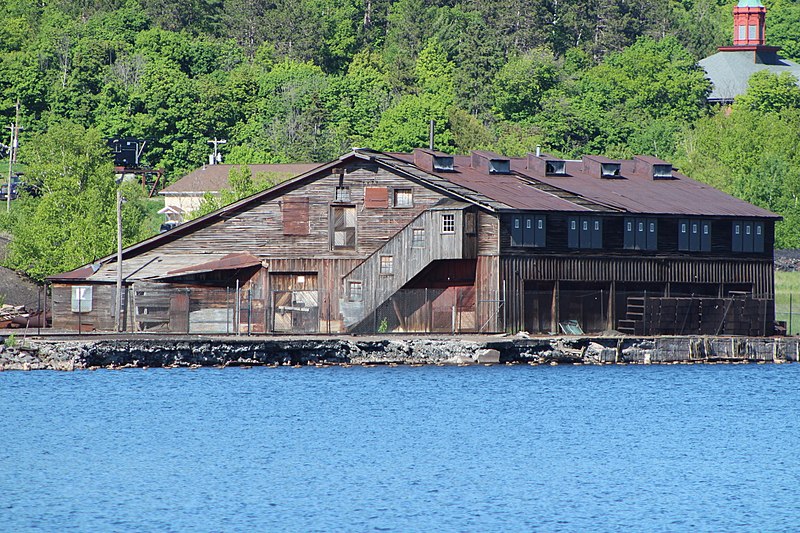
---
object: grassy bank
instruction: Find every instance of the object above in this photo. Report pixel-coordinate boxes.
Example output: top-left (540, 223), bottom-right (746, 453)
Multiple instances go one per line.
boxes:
top-left (775, 271), bottom-right (800, 334)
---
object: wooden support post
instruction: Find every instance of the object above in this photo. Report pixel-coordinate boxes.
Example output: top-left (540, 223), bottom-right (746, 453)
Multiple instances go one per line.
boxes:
top-left (608, 281), bottom-right (615, 331)
top-left (551, 280), bottom-right (560, 334)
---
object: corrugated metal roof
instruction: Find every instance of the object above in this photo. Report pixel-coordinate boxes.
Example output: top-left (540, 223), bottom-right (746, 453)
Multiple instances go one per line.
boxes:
top-left (162, 252), bottom-right (263, 278)
top-left (391, 152), bottom-right (777, 218)
top-left (389, 153), bottom-right (595, 212)
top-left (160, 163), bottom-right (319, 194)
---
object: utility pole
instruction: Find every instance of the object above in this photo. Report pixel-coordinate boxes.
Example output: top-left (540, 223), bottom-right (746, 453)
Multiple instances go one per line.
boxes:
top-left (6, 99), bottom-right (20, 213)
top-left (115, 190), bottom-right (124, 332)
top-left (207, 137), bottom-right (227, 165)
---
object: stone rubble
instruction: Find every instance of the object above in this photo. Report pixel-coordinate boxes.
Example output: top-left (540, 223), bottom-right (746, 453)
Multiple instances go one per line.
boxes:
top-left (0, 335), bottom-right (798, 371)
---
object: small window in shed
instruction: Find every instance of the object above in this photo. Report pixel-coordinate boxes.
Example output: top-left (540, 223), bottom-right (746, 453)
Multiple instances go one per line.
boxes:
top-left (393, 188), bottom-right (413, 208)
top-left (441, 213), bottom-right (455, 234)
top-left (489, 159), bottom-right (511, 174)
top-left (71, 286), bottom-right (93, 313)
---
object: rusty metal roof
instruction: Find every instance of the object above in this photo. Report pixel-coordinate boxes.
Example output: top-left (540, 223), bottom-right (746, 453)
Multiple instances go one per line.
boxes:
top-left (389, 153), bottom-right (596, 212)
top-left (161, 252), bottom-right (263, 278)
top-left (160, 163), bottom-right (319, 194)
top-left (391, 152), bottom-right (779, 218)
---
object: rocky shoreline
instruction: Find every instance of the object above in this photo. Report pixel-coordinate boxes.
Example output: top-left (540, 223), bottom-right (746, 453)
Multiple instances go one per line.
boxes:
top-left (0, 335), bottom-right (798, 371)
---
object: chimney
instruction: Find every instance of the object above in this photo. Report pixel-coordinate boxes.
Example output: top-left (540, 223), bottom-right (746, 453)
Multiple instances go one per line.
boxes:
top-left (733, 0), bottom-right (766, 46)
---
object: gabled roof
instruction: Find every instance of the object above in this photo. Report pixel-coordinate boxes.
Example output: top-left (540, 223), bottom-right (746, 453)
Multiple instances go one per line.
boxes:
top-left (160, 163), bottom-right (319, 195)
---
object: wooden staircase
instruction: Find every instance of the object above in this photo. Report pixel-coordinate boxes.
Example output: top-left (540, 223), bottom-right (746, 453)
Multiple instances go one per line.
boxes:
top-left (339, 206), bottom-right (473, 331)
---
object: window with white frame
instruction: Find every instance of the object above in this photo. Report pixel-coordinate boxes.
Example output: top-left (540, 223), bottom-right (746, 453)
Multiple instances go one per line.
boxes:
top-left (71, 286), bottom-right (93, 312)
top-left (441, 213), bottom-right (455, 234)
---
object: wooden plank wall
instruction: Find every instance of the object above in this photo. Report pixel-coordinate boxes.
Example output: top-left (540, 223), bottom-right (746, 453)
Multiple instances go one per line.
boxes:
top-left (138, 163), bottom-right (453, 263)
top-left (498, 214), bottom-right (775, 259)
top-left (51, 283), bottom-right (128, 332)
top-left (500, 256), bottom-right (774, 333)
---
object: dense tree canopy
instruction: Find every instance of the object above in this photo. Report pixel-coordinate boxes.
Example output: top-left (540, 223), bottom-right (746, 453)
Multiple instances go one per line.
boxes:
top-left (2, 0), bottom-right (800, 279)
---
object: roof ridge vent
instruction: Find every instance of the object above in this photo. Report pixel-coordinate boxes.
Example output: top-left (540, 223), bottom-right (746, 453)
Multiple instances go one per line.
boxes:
top-left (414, 148), bottom-right (455, 173)
top-left (583, 155), bottom-right (623, 179)
top-left (471, 150), bottom-right (511, 174)
top-left (527, 152), bottom-right (567, 176)
top-left (633, 155), bottom-right (675, 180)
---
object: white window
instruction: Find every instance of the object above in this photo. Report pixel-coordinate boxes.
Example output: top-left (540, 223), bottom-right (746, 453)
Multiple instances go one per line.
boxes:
top-left (441, 213), bottom-right (455, 234)
top-left (380, 256), bottom-right (394, 275)
top-left (739, 25), bottom-right (746, 41)
top-left (71, 286), bottom-right (93, 313)
top-left (749, 24), bottom-right (757, 40)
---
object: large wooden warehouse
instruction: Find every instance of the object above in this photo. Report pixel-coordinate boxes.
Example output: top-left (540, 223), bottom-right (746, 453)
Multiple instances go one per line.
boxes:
top-left (49, 148), bottom-right (780, 335)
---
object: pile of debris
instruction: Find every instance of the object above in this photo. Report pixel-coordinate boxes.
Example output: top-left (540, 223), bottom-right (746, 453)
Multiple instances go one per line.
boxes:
top-left (0, 304), bottom-right (46, 329)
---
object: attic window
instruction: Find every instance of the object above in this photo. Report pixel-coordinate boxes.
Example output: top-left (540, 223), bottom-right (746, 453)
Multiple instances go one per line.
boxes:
top-left (545, 160), bottom-right (566, 175)
top-left (653, 164), bottom-right (673, 179)
top-left (489, 159), bottom-right (511, 174)
top-left (334, 186), bottom-right (351, 202)
top-left (433, 156), bottom-right (454, 172)
top-left (601, 163), bottom-right (621, 178)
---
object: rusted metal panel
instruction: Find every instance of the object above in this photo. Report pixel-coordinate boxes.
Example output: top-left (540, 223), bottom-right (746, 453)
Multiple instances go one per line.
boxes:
top-left (282, 197), bottom-right (309, 235)
top-left (364, 186), bottom-right (389, 208)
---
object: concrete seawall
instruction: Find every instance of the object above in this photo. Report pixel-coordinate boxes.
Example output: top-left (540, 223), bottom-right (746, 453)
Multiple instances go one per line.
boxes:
top-left (1, 335), bottom-right (799, 371)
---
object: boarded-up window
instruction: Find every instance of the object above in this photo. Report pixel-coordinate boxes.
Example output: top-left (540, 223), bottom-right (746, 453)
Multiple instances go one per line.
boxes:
top-left (331, 206), bottom-right (356, 250)
top-left (364, 187), bottom-right (389, 208)
top-left (282, 197), bottom-right (309, 235)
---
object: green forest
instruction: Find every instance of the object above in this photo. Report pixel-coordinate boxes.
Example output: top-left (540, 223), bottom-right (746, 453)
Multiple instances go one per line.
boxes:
top-left (2, 0), bottom-right (800, 280)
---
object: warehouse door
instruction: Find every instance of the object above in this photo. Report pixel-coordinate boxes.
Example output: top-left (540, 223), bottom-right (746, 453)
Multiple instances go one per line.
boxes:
top-left (271, 273), bottom-right (319, 333)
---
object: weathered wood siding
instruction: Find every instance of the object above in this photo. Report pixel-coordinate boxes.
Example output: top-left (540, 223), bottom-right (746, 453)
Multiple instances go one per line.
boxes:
top-left (340, 207), bottom-right (470, 329)
top-left (500, 255), bottom-right (774, 332)
top-left (51, 283), bottom-right (129, 332)
top-left (144, 162), bottom-right (453, 261)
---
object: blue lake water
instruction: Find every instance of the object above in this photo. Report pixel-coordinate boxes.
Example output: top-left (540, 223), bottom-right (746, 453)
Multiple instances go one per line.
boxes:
top-left (2, 364), bottom-right (800, 532)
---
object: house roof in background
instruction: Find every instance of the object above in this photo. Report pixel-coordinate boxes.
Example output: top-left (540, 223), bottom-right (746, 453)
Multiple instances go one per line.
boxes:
top-left (699, 49), bottom-right (800, 102)
top-left (160, 163), bottom-right (319, 194)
